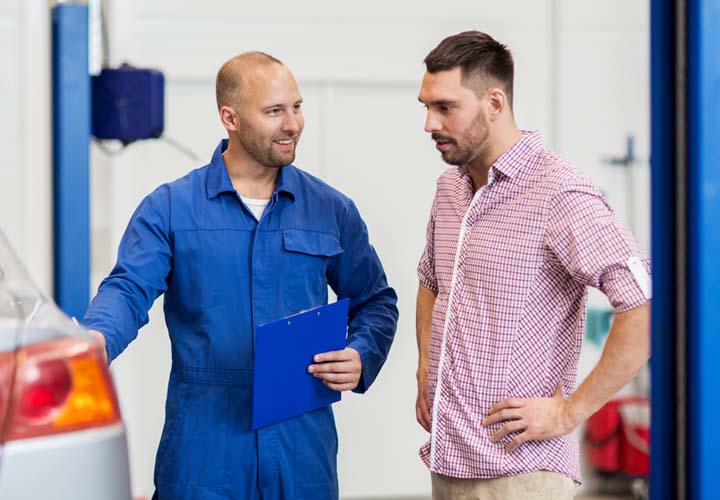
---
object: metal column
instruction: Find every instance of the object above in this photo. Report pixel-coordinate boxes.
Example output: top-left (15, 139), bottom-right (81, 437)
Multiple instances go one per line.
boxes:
top-left (51, 2), bottom-right (90, 319)
top-left (687, 1), bottom-right (720, 499)
top-left (650, 0), bottom-right (683, 497)
top-left (652, 0), bottom-right (720, 498)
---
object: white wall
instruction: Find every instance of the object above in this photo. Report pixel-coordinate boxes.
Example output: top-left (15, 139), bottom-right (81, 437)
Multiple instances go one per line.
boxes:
top-left (1, 0), bottom-right (650, 498)
top-left (0, 0), bottom-right (52, 295)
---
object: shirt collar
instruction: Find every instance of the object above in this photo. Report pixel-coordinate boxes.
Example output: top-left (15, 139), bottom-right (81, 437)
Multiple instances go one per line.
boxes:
top-left (488, 130), bottom-right (543, 180)
top-left (206, 139), bottom-right (296, 200)
top-left (451, 130), bottom-right (543, 217)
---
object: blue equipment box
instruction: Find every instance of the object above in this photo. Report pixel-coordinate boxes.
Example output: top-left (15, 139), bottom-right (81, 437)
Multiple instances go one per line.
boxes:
top-left (92, 65), bottom-right (164, 144)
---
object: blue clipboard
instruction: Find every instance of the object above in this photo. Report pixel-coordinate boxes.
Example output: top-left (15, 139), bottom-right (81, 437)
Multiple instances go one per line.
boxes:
top-left (252, 298), bottom-right (349, 429)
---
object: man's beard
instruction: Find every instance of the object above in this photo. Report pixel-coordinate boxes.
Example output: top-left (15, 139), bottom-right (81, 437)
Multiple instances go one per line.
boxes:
top-left (237, 126), bottom-right (299, 168)
top-left (436, 110), bottom-right (489, 166)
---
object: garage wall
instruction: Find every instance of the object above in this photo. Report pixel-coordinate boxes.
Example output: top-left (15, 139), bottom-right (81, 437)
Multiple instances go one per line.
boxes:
top-left (0, 0), bottom-right (649, 497)
top-left (0, 0), bottom-right (52, 294)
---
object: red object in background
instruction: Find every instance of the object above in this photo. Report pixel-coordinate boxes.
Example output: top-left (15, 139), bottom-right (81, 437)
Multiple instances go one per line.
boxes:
top-left (619, 399), bottom-right (650, 477)
top-left (585, 399), bottom-right (624, 472)
top-left (585, 397), bottom-right (649, 477)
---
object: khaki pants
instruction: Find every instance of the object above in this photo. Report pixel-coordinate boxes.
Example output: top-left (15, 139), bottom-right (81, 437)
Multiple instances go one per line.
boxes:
top-left (431, 471), bottom-right (577, 500)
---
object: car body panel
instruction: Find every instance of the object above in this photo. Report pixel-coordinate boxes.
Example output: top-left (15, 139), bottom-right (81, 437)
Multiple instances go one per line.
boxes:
top-left (0, 423), bottom-right (131, 499)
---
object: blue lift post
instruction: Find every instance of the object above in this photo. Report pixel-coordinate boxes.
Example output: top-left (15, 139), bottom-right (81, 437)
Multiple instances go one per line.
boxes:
top-left (652, 0), bottom-right (720, 498)
top-left (51, 3), bottom-right (90, 320)
top-left (650, 0), bottom-right (679, 497)
top-left (688, 1), bottom-right (720, 499)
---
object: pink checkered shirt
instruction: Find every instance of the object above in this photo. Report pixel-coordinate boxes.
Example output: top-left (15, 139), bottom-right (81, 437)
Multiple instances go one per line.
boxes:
top-left (417, 131), bottom-right (650, 482)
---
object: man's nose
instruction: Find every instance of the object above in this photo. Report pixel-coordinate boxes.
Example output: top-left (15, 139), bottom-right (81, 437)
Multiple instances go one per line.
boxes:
top-left (424, 112), bottom-right (441, 134)
top-left (282, 111), bottom-right (301, 134)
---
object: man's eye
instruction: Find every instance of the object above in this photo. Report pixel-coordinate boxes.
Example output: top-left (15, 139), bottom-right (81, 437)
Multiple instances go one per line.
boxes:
top-left (293, 104), bottom-right (302, 112)
top-left (268, 108), bottom-right (281, 116)
top-left (440, 106), bottom-right (452, 113)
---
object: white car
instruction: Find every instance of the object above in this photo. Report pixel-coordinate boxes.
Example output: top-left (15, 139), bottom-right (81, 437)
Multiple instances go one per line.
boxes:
top-left (0, 231), bottom-right (132, 499)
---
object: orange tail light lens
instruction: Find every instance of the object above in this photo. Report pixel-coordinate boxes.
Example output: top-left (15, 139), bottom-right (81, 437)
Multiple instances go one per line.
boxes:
top-left (2, 337), bottom-right (121, 442)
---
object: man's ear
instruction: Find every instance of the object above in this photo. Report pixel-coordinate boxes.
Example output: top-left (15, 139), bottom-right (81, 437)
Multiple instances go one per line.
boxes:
top-left (484, 88), bottom-right (509, 121)
top-left (219, 105), bottom-right (239, 132)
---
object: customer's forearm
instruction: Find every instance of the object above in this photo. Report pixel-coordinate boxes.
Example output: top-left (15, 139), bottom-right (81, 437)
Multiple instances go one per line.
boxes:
top-left (416, 284), bottom-right (436, 371)
top-left (564, 303), bottom-right (650, 428)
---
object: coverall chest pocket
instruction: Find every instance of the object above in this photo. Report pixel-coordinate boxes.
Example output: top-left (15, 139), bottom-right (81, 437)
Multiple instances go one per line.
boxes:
top-left (282, 229), bottom-right (343, 313)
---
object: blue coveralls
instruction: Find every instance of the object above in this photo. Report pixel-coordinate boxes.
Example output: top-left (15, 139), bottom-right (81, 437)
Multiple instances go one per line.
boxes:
top-left (83, 140), bottom-right (399, 500)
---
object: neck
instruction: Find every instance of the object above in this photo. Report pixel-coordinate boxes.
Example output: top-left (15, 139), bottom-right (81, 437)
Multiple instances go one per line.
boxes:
top-left (222, 138), bottom-right (278, 199)
top-left (465, 123), bottom-right (523, 191)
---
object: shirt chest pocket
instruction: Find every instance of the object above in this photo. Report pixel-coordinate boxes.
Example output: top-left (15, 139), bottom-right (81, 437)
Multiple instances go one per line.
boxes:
top-left (282, 229), bottom-right (344, 313)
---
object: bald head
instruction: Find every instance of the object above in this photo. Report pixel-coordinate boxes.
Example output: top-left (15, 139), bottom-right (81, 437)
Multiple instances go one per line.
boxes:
top-left (215, 51), bottom-right (285, 110)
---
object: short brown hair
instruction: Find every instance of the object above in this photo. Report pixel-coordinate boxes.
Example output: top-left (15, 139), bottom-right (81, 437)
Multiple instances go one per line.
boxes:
top-left (424, 31), bottom-right (514, 106)
top-left (215, 51), bottom-right (284, 109)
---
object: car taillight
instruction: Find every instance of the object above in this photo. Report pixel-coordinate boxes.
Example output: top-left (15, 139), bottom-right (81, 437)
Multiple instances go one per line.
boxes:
top-left (2, 337), bottom-right (121, 442)
top-left (16, 358), bottom-right (72, 422)
top-left (0, 351), bottom-right (15, 428)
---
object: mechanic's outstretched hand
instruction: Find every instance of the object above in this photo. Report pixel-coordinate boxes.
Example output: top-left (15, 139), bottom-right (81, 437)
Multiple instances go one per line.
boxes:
top-left (308, 347), bottom-right (362, 392)
top-left (88, 329), bottom-right (108, 363)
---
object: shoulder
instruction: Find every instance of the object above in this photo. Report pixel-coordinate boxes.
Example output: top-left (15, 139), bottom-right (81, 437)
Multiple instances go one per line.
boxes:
top-left (531, 153), bottom-right (614, 218)
top-left (436, 166), bottom-right (462, 188)
top-left (164, 163), bottom-right (213, 195)
top-left (141, 163), bottom-right (215, 213)
top-left (130, 164), bottom-right (213, 226)
top-left (427, 167), bottom-right (466, 200)
top-left (288, 165), bottom-right (355, 212)
top-left (532, 150), bottom-right (603, 199)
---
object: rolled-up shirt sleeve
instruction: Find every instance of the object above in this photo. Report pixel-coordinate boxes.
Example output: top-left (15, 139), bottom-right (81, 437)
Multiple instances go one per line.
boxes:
top-left (417, 195), bottom-right (438, 293)
top-left (545, 187), bottom-right (651, 312)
